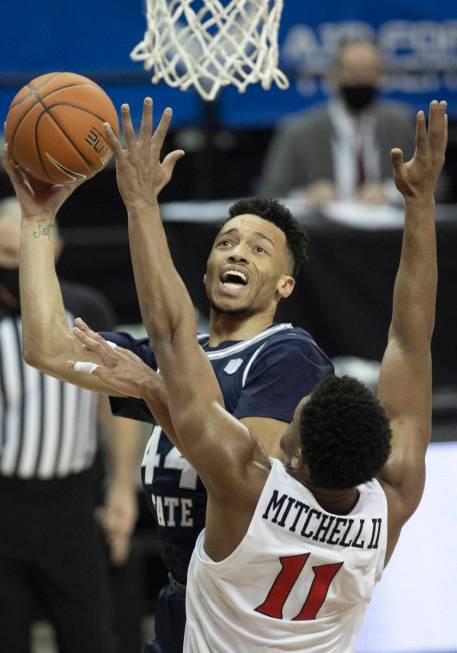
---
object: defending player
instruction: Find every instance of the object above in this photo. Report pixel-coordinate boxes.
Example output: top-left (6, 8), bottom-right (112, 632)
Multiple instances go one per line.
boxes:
top-left (70, 99), bottom-right (446, 651)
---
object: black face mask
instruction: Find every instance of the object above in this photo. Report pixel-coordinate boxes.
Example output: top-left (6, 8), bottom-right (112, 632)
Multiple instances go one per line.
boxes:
top-left (0, 267), bottom-right (20, 301)
top-left (340, 84), bottom-right (378, 112)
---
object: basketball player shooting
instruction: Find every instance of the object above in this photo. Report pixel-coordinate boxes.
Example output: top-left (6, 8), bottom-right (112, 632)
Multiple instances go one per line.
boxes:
top-left (71, 99), bottom-right (447, 652)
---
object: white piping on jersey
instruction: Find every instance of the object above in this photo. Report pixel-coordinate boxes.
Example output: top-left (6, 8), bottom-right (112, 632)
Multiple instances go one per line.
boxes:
top-left (201, 323), bottom-right (293, 360)
top-left (224, 358), bottom-right (244, 375)
top-left (241, 342), bottom-right (267, 388)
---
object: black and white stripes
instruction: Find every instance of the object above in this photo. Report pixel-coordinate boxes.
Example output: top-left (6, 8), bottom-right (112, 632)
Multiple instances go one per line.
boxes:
top-left (0, 312), bottom-right (98, 479)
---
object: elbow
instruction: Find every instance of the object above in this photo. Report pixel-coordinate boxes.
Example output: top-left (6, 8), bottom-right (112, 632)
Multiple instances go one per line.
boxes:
top-left (388, 328), bottom-right (432, 355)
top-left (150, 320), bottom-right (197, 353)
top-left (23, 344), bottom-right (46, 371)
top-left (22, 327), bottom-right (49, 369)
top-left (23, 342), bottom-right (38, 368)
top-left (22, 339), bottom-right (55, 374)
top-left (23, 325), bottom-right (74, 374)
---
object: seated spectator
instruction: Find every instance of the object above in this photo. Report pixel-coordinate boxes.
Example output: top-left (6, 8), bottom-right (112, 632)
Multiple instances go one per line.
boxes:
top-left (259, 38), bottom-right (415, 205)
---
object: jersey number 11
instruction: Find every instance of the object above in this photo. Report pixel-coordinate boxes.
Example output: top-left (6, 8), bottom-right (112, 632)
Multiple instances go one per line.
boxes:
top-left (256, 553), bottom-right (343, 621)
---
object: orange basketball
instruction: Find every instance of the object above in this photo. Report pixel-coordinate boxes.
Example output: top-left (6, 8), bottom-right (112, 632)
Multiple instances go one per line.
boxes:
top-left (5, 72), bottom-right (120, 184)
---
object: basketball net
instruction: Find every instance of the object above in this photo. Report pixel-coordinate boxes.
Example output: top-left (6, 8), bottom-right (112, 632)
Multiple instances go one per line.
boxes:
top-left (130, 0), bottom-right (289, 101)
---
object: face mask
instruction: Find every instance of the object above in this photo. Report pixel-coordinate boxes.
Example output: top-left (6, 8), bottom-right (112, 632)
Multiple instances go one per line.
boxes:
top-left (339, 84), bottom-right (378, 112)
top-left (0, 267), bottom-right (20, 301)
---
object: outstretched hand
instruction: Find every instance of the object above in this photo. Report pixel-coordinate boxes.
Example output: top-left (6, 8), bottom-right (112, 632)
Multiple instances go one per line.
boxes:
top-left (2, 143), bottom-right (81, 220)
top-left (103, 98), bottom-right (185, 206)
top-left (391, 100), bottom-right (447, 200)
top-left (68, 318), bottom-right (159, 399)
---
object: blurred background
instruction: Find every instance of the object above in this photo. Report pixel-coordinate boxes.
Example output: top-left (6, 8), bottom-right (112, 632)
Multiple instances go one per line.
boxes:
top-left (0, 1), bottom-right (456, 652)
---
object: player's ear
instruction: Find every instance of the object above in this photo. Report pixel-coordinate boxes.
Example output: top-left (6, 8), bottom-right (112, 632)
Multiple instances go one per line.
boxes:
top-left (290, 450), bottom-right (305, 470)
top-left (203, 272), bottom-right (207, 285)
top-left (277, 274), bottom-right (295, 299)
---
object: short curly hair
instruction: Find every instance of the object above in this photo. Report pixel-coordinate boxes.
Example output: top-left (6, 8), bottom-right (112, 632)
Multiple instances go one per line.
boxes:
top-left (300, 376), bottom-right (392, 489)
top-left (225, 196), bottom-right (309, 277)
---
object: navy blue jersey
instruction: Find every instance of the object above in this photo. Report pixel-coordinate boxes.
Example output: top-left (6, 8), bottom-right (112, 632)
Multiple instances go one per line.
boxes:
top-left (102, 323), bottom-right (333, 583)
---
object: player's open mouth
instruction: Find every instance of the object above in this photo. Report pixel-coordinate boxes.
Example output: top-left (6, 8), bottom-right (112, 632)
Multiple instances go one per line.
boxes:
top-left (218, 269), bottom-right (249, 296)
top-left (220, 269), bottom-right (248, 288)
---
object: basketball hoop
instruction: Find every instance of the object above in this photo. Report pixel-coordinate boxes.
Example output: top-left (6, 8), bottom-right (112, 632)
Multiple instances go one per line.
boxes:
top-left (130, 0), bottom-right (289, 101)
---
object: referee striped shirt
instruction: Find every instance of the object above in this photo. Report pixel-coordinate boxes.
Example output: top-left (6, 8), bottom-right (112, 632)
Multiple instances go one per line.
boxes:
top-left (0, 281), bottom-right (115, 480)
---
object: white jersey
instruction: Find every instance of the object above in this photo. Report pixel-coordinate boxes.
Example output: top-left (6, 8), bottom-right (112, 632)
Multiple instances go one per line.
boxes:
top-left (185, 458), bottom-right (387, 653)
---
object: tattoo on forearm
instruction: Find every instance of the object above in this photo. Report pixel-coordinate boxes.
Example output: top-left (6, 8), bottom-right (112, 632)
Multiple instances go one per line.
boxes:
top-left (32, 221), bottom-right (55, 240)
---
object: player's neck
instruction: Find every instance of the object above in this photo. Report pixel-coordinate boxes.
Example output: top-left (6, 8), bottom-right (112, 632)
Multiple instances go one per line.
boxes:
top-left (208, 309), bottom-right (275, 347)
top-left (288, 466), bottom-right (360, 516)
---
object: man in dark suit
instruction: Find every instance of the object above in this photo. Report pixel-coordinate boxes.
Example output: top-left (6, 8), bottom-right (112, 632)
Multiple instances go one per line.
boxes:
top-left (260, 39), bottom-right (415, 205)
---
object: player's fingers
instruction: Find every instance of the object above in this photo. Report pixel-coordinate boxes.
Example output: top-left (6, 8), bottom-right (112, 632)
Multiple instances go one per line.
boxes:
top-left (75, 317), bottom-right (118, 353)
top-left (121, 103), bottom-right (137, 148)
top-left (1, 126), bottom-right (13, 168)
top-left (72, 326), bottom-right (96, 351)
top-left (444, 113), bottom-right (449, 152)
top-left (427, 99), bottom-right (440, 146)
top-left (75, 319), bottom-right (133, 368)
top-left (1, 143), bottom-right (13, 171)
top-left (139, 97), bottom-right (153, 142)
top-left (152, 107), bottom-right (172, 152)
top-left (103, 122), bottom-right (124, 158)
top-left (390, 148), bottom-right (404, 174)
top-left (72, 319), bottom-right (99, 344)
top-left (415, 110), bottom-right (427, 155)
top-left (72, 328), bottom-right (118, 367)
top-left (162, 150), bottom-right (185, 177)
top-left (2, 144), bottom-right (24, 187)
top-left (74, 317), bottom-right (103, 341)
top-left (72, 326), bottom-right (99, 351)
top-left (74, 318), bottom-right (118, 354)
top-left (68, 360), bottom-right (116, 390)
top-left (437, 101), bottom-right (448, 152)
top-left (68, 360), bottom-right (100, 375)
top-left (428, 100), bottom-right (447, 159)
top-left (4, 143), bottom-right (28, 181)
top-left (52, 180), bottom-right (80, 203)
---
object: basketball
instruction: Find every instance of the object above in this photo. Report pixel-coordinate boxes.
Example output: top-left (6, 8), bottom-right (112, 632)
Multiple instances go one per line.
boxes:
top-left (5, 72), bottom-right (119, 184)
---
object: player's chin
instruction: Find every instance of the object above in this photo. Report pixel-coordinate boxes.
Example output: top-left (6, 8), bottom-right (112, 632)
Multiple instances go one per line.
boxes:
top-left (209, 298), bottom-right (252, 316)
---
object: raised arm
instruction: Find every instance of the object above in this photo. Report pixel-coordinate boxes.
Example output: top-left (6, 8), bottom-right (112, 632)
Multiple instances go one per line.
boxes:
top-left (377, 101), bottom-right (447, 560)
top-left (2, 149), bottom-right (122, 394)
top-left (103, 101), bottom-right (269, 500)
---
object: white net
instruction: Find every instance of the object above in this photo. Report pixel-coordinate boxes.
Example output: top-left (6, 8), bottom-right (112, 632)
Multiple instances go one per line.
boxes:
top-left (130, 0), bottom-right (288, 101)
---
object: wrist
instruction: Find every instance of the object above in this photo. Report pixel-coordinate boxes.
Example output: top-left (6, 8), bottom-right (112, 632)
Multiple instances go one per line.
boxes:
top-left (140, 372), bottom-right (162, 403)
top-left (22, 211), bottom-right (56, 224)
top-left (22, 216), bottom-right (58, 241)
top-left (125, 196), bottom-right (159, 217)
top-left (111, 474), bottom-right (135, 490)
top-left (404, 195), bottom-right (435, 209)
top-left (139, 377), bottom-right (154, 402)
